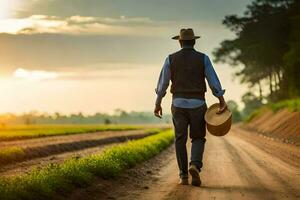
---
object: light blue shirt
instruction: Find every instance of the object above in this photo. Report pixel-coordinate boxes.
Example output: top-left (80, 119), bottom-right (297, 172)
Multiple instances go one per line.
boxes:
top-left (155, 46), bottom-right (225, 108)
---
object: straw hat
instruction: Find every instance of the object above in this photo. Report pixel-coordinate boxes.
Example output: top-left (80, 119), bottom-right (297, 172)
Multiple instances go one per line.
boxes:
top-left (172, 28), bottom-right (201, 40)
top-left (205, 103), bottom-right (232, 136)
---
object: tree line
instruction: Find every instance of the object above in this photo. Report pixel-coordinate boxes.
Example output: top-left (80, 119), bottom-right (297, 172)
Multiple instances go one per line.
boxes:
top-left (214, 0), bottom-right (300, 109)
top-left (0, 110), bottom-right (171, 125)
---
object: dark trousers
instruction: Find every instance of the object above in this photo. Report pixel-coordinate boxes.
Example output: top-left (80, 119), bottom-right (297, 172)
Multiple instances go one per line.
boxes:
top-left (171, 104), bottom-right (207, 178)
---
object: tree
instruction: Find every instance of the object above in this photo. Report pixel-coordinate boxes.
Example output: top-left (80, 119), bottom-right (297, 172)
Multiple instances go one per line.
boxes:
top-left (227, 100), bottom-right (242, 122)
top-left (104, 118), bottom-right (111, 124)
top-left (283, 0), bottom-right (300, 97)
top-left (241, 92), bottom-right (263, 117)
top-left (213, 0), bottom-right (297, 102)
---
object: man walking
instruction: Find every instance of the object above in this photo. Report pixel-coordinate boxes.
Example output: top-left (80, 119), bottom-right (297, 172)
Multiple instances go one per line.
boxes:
top-left (154, 28), bottom-right (227, 186)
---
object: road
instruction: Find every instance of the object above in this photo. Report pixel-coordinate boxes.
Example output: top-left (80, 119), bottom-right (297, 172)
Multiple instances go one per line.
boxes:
top-left (128, 125), bottom-right (300, 200)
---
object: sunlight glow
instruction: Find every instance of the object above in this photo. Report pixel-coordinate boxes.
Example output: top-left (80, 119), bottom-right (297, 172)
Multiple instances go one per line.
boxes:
top-left (13, 68), bottom-right (59, 81)
top-left (0, 0), bottom-right (19, 19)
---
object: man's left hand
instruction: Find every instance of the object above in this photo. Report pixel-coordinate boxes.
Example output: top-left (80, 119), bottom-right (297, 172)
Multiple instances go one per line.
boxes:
top-left (217, 96), bottom-right (228, 114)
top-left (217, 101), bottom-right (228, 114)
top-left (154, 105), bottom-right (163, 118)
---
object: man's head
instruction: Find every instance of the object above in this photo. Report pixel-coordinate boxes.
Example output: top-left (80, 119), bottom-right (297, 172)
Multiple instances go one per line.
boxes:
top-left (179, 39), bottom-right (196, 48)
top-left (172, 28), bottom-right (200, 48)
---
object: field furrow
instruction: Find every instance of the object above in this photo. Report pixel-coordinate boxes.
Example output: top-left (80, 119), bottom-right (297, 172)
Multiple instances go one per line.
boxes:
top-left (0, 130), bottom-right (160, 177)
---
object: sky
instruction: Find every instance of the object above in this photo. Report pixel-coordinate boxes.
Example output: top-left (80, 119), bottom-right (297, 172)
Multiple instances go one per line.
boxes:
top-left (0, 0), bottom-right (252, 114)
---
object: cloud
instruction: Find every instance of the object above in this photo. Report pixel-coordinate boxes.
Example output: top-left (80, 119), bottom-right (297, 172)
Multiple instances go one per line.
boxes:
top-left (68, 15), bottom-right (96, 23)
top-left (13, 68), bottom-right (58, 81)
top-left (0, 14), bottom-right (164, 35)
top-left (0, 15), bottom-right (67, 34)
top-left (11, 63), bottom-right (157, 82)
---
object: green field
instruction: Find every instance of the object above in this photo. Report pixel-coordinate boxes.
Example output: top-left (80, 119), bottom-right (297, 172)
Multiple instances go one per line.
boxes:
top-left (0, 128), bottom-right (164, 164)
top-left (0, 124), bottom-right (142, 140)
top-left (0, 130), bottom-right (174, 200)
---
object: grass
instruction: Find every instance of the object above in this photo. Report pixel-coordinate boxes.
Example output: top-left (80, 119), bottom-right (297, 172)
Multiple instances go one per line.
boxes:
top-left (0, 129), bottom-right (174, 200)
top-left (0, 147), bottom-right (26, 163)
top-left (245, 98), bottom-right (300, 123)
top-left (245, 107), bottom-right (267, 123)
top-left (269, 98), bottom-right (300, 112)
top-left (0, 124), bottom-right (141, 141)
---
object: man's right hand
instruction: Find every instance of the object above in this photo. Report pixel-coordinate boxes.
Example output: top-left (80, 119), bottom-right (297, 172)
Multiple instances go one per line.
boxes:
top-left (154, 105), bottom-right (163, 118)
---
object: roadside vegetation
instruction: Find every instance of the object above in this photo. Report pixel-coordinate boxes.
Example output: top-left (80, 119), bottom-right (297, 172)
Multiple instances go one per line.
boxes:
top-left (246, 98), bottom-right (300, 123)
top-left (0, 130), bottom-right (174, 200)
top-left (268, 98), bottom-right (300, 112)
top-left (0, 124), bottom-right (141, 141)
top-left (245, 107), bottom-right (268, 123)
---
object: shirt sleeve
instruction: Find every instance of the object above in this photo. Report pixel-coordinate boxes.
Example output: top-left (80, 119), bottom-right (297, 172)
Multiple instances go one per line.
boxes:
top-left (155, 56), bottom-right (171, 106)
top-left (204, 55), bottom-right (225, 97)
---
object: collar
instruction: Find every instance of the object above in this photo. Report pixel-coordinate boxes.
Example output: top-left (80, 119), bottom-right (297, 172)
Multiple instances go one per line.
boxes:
top-left (182, 45), bottom-right (194, 49)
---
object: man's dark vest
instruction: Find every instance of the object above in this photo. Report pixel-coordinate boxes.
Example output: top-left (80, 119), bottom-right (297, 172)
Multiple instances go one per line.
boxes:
top-left (169, 48), bottom-right (206, 100)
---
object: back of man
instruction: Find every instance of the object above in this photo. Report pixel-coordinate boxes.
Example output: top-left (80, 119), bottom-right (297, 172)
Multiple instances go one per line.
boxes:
top-left (154, 28), bottom-right (227, 187)
top-left (169, 48), bottom-right (206, 99)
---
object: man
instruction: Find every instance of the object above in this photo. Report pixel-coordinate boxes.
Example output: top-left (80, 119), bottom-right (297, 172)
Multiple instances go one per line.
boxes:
top-left (154, 28), bottom-right (227, 186)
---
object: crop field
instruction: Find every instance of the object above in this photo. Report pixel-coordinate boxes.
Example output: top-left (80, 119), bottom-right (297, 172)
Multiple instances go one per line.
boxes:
top-left (0, 124), bottom-right (173, 200)
top-left (0, 128), bottom-right (173, 200)
top-left (0, 125), bottom-right (166, 166)
top-left (0, 124), bottom-right (142, 140)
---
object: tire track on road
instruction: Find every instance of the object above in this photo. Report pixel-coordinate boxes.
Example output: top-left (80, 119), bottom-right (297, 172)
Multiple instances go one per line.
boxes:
top-left (232, 136), bottom-right (299, 199)
top-left (221, 137), bottom-right (276, 200)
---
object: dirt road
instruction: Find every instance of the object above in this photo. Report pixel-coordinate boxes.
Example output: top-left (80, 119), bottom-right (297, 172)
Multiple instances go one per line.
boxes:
top-left (77, 125), bottom-right (299, 200)
top-left (139, 126), bottom-right (300, 200)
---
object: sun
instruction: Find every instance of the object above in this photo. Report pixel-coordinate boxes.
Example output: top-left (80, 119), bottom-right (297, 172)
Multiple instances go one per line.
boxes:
top-left (0, 0), bottom-right (19, 19)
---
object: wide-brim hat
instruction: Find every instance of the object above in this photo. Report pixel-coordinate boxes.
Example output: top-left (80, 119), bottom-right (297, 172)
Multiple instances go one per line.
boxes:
top-left (172, 28), bottom-right (201, 40)
top-left (205, 103), bottom-right (232, 136)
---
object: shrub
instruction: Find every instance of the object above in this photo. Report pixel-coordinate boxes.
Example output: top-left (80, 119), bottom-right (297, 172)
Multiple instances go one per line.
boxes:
top-left (269, 98), bottom-right (300, 112)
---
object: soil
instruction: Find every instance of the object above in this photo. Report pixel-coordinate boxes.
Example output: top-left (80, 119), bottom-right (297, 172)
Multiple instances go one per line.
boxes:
top-left (67, 125), bottom-right (300, 200)
top-left (0, 130), bottom-right (145, 149)
top-left (246, 109), bottom-right (300, 145)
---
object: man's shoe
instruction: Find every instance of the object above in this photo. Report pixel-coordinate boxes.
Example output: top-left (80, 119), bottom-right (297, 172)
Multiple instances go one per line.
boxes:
top-left (179, 177), bottom-right (189, 185)
top-left (189, 165), bottom-right (201, 186)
